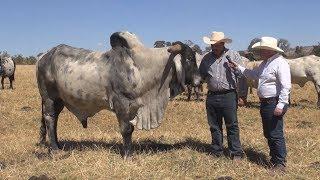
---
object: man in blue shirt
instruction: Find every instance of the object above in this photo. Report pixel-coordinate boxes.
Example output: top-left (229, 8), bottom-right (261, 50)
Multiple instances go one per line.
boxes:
top-left (199, 32), bottom-right (244, 160)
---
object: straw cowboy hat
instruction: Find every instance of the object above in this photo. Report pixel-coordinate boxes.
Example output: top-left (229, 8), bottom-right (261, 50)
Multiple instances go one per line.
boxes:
top-left (203, 31), bottom-right (232, 45)
top-left (251, 36), bottom-right (284, 53)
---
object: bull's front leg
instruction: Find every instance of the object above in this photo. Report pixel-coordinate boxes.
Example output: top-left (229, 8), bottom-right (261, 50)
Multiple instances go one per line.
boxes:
top-left (9, 77), bottom-right (14, 89)
top-left (187, 85), bottom-right (192, 101)
top-left (118, 119), bottom-right (134, 159)
top-left (194, 86), bottom-right (200, 101)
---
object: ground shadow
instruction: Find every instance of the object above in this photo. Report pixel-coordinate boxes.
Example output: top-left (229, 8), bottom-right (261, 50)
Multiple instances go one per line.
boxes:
top-left (59, 138), bottom-right (214, 156)
top-left (37, 138), bottom-right (270, 168)
top-left (289, 102), bottom-right (318, 109)
top-left (243, 147), bottom-right (270, 168)
top-left (58, 138), bottom-right (255, 159)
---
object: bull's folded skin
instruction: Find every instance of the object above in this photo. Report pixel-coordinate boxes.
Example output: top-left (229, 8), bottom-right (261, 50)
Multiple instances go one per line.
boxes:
top-left (36, 31), bottom-right (200, 157)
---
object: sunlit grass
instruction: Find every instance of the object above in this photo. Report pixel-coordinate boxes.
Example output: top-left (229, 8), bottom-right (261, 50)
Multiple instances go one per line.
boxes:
top-left (0, 65), bottom-right (319, 179)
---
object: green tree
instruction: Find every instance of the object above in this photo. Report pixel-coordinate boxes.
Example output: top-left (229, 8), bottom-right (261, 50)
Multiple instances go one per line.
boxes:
top-left (278, 38), bottom-right (290, 52)
top-left (154, 41), bottom-right (166, 48)
top-left (248, 38), bottom-right (260, 51)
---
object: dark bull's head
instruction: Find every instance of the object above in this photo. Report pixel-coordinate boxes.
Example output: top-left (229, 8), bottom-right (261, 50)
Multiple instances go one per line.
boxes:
top-left (168, 41), bottom-right (202, 87)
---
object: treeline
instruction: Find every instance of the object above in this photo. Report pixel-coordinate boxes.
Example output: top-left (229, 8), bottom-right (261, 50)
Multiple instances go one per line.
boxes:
top-left (11, 54), bottom-right (37, 65)
top-left (154, 39), bottom-right (320, 60)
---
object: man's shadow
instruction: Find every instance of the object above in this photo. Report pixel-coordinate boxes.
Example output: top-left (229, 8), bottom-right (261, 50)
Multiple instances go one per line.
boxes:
top-left (56, 137), bottom-right (269, 167)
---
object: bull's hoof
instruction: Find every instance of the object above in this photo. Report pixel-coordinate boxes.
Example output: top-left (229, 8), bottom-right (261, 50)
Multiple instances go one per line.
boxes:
top-left (36, 141), bottom-right (48, 148)
top-left (81, 121), bottom-right (88, 128)
top-left (122, 149), bottom-right (133, 160)
top-left (123, 154), bottom-right (133, 161)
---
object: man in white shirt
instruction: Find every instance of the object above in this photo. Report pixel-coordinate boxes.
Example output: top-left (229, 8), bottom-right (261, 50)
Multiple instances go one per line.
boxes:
top-left (228, 37), bottom-right (291, 172)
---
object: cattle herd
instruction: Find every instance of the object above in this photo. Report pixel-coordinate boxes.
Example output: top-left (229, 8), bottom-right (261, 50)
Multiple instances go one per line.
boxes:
top-left (0, 31), bottom-right (319, 158)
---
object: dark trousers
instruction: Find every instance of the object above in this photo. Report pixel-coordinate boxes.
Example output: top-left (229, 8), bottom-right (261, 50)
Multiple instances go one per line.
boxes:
top-left (206, 91), bottom-right (243, 156)
top-left (260, 101), bottom-right (287, 166)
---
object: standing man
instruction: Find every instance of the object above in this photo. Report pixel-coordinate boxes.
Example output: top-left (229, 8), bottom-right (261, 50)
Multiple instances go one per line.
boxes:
top-left (199, 31), bottom-right (244, 159)
top-left (228, 37), bottom-right (291, 172)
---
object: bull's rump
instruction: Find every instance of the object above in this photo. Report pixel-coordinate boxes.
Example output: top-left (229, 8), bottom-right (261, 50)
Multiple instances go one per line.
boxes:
top-left (1, 58), bottom-right (15, 77)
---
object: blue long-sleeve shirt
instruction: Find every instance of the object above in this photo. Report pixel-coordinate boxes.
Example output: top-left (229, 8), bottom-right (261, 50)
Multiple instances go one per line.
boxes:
top-left (199, 49), bottom-right (243, 92)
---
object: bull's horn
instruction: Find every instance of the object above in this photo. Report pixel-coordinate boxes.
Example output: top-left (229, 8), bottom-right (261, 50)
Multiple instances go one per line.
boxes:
top-left (168, 44), bottom-right (182, 53)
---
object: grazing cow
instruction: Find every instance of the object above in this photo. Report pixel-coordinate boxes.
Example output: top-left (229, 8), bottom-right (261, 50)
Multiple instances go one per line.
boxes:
top-left (36, 31), bottom-right (197, 158)
top-left (0, 56), bottom-right (16, 89)
top-left (239, 55), bottom-right (320, 107)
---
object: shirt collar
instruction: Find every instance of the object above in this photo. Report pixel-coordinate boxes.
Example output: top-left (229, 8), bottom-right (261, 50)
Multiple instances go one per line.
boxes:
top-left (267, 53), bottom-right (280, 62)
top-left (211, 48), bottom-right (229, 59)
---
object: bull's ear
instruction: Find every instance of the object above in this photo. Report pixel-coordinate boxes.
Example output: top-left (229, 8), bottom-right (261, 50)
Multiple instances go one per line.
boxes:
top-left (170, 55), bottom-right (186, 98)
top-left (110, 32), bottom-right (130, 49)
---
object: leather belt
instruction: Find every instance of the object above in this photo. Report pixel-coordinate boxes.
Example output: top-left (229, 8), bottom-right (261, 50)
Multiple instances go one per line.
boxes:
top-left (208, 89), bottom-right (236, 95)
top-left (259, 97), bottom-right (279, 103)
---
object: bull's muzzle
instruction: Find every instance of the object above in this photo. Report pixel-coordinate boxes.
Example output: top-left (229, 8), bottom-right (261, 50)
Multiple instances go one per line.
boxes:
top-left (167, 44), bottom-right (182, 54)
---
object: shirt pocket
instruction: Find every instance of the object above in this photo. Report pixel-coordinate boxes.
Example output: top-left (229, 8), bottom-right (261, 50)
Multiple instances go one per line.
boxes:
top-left (260, 67), bottom-right (276, 81)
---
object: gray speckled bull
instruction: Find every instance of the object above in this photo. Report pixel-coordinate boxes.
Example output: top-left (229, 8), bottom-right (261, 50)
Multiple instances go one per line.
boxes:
top-left (0, 56), bottom-right (16, 89)
top-left (36, 31), bottom-right (192, 158)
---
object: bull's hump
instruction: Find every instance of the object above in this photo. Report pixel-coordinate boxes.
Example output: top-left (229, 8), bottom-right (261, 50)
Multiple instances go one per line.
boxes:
top-left (55, 44), bottom-right (93, 58)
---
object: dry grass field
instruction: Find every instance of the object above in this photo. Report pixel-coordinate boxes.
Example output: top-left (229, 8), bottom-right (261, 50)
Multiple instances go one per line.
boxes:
top-left (0, 65), bottom-right (319, 179)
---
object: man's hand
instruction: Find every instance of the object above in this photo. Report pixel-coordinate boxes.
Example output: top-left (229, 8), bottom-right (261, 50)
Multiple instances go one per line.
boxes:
top-left (274, 107), bottom-right (283, 116)
top-left (227, 60), bottom-right (238, 70)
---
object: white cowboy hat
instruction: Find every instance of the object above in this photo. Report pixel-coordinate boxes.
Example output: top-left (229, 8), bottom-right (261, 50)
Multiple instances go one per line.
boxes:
top-left (203, 31), bottom-right (232, 45)
top-left (251, 36), bottom-right (284, 53)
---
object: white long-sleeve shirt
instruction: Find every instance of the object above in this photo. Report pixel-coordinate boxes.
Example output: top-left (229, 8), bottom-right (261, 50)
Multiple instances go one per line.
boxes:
top-left (238, 54), bottom-right (291, 109)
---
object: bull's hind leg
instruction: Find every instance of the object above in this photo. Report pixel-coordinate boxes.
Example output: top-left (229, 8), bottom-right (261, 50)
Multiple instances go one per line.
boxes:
top-left (314, 83), bottom-right (320, 107)
top-left (1, 77), bottom-right (4, 89)
top-left (41, 98), bottom-right (64, 151)
top-left (9, 76), bottom-right (14, 89)
top-left (194, 86), bottom-right (200, 101)
top-left (38, 102), bottom-right (47, 146)
top-left (312, 76), bottom-right (320, 107)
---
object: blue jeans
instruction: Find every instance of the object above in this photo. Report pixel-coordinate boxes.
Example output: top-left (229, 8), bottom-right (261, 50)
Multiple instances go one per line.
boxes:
top-left (206, 91), bottom-right (243, 157)
top-left (260, 101), bottom-right (287, 166)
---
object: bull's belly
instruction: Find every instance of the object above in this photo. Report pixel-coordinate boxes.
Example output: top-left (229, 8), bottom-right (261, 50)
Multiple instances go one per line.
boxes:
top-left (62, 94), bottom-right (109, 122)
top-left (56, 79), bottom-right (110, 122)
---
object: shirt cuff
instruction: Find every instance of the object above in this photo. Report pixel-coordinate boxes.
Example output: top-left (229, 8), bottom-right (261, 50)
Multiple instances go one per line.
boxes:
top-left (276, 102), bottom-right (286, 109)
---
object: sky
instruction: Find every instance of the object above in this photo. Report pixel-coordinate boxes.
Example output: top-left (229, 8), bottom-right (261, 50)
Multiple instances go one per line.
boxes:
top-left (0, 0), bottom-right (319, 56)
